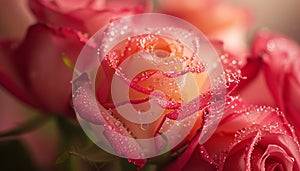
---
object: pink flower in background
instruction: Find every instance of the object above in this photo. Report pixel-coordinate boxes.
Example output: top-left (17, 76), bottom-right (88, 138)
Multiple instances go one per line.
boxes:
top-left (165, 97), bottom-right (300, 171)
top-left (0, 0), bottom-right (149, 116)
top-left (157, 0), bottom-right (252, 58)
top-left (236, 31), bottom-right (300, 137)
top-left (29, 0), bottom-right (148, 35)
top-left (0, 24), bottom-right (87, 115)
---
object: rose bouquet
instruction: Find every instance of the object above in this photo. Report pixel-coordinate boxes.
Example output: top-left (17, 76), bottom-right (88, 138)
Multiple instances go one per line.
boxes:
top-left (0, 0), bottom-right (299, 171)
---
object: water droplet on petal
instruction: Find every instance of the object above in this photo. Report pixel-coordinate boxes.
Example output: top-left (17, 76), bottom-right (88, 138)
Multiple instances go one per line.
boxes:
top-left (140, 123), bottom-right (149, 130)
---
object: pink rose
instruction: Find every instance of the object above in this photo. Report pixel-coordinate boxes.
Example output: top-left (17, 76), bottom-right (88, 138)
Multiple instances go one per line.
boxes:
top-left (29, 0), bottom-right (148, 35)
top-left (156, 0), bottom-right (252, 57)
top-left (72, 16), bottom-right (242, 166)
top-left (0, 23), bottom-right (87, 115)
top-left (235, 31), bottom-right (300, 137)
top-left (164, 97), bottom-right (300, 171)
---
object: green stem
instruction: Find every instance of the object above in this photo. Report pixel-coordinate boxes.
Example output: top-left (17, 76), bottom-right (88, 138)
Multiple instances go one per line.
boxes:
top-left (0, 114), bottom-right (50, 139)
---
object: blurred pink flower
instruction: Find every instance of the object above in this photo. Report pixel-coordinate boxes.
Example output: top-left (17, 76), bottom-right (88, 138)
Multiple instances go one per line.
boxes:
top-left (29, 0), bottom-right (148, 36)
top-left (0, 0), bottom-right (149, 116)
top-left (164, 97), bottom-right (300, 171)
top-left (157, 0), bottom-right (252, 58)
top-left (0, 24), bottom-right (87, 115)
top-left (235, 31), bottom-right (300, 137)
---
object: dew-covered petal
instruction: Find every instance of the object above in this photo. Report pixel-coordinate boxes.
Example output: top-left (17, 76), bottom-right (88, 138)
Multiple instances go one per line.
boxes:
top-left (73, 73), bottom-right (145, 160)
top-left (251, 30), bottom-right (300, 137)
top-left (163, 133), bottom-right (201, 171)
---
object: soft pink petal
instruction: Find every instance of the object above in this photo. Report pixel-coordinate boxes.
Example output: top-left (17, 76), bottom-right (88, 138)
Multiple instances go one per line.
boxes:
top-left (201, 98), bottom-right (300, 170)
top-left (163, 133), bottom-right (215, 171)
top-left (73, 73), bottom-right (145, 160)
top-left (251, 30), bottom-right (300, 137)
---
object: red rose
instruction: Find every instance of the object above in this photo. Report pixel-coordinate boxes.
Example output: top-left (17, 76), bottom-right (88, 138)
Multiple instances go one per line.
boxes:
top-left (165, 97), bottom-right (300, 171)
top-left (235, 31), bottom-right (300, 137)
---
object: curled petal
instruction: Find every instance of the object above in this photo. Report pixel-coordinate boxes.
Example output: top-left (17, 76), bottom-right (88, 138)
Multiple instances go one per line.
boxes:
top-left (73, 73), bottom-right (145, 160)
top-left (251, 31), bottom-right (300, 136)
top-left (167, 97), bottom-right (300, 170)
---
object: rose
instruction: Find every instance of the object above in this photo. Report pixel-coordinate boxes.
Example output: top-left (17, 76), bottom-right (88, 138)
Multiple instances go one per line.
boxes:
top-left (234, 31), bottom-right (300, 137)
top-left (29, 0), bottom-right (148, 35)
top-left (0, 0), bottom-right (149, 116)
top-left (164, 97), bottom-right (300, 171)
top-left (0, 23), bottom-right (87, 115)
top-left (156, 0), bottom-right (252, 57)
top-left (73, 33), bottom-right (209, 161)
top-left (72, 14), bottom-right (242, 165)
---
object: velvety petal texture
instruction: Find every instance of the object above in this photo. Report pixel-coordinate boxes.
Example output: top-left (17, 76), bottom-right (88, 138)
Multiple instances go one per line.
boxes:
top-left (0, 23), bottom-right (87, 115)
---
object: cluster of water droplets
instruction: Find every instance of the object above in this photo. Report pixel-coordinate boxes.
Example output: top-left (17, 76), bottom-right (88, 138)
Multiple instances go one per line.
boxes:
top-left (197, 97), bottom-right (300, 170)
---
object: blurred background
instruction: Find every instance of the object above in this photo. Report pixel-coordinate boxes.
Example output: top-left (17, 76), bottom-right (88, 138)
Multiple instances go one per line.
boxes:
top-left (229, 0), bottom-right (300, 43)
top-left (1, 0), bottom-right (300, 42)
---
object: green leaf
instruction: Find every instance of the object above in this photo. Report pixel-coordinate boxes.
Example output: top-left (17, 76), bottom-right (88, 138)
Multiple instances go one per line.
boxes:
top-left (69, 145), bottom-right (117, 163)
top-left (56, 151), bottom-right (71, 164)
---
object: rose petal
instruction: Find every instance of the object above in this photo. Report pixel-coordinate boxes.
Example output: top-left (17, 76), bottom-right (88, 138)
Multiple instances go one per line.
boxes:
top-left (163, 133), bottom-right (202, 171)
top-left (14, 23), bottom-right (87, 115)
top-left (251, 31), bottom-right (300, 136)
top-left (73, 73), bottom-right (145, 159)
top-left (258, 144), bottom-right (294, 171)
top-left (233, 59), bottom-right (276, 107)
top-left (0, 39), bottom-right (39, 107)
top-left (199, 97), bottom-right (300, 170)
